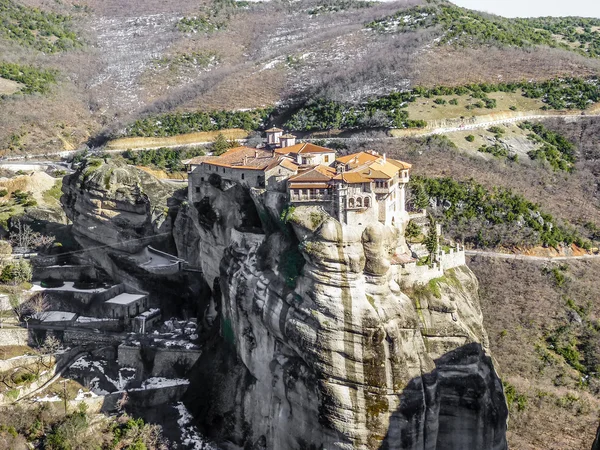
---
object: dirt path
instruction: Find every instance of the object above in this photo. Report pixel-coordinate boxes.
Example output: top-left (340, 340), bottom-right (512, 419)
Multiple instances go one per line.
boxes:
top-left (416, 113), bottom-right (600, 137)
top-left (6, 109), bottom-right (600, 159)
top-left (465, 250), bottom-right (600, 262)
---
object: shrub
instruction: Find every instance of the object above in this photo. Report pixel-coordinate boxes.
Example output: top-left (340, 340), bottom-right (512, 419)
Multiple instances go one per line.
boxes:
top-left (0, 260), bottom-right (32, 284)
top-left (126, 108), bottom-right (271, 137)
top-left (465, 135), bottom-right (475, 142)
top-left (0, 0), bottom-right (80, 53)
top-left (519, 121), bottom-right (575, 172)
top-left (410, 176), bottom-right (585, 249)
top-left (0, 62), bottom-right (58, 94)
top-left (405, 220), bottom-right (421, 241)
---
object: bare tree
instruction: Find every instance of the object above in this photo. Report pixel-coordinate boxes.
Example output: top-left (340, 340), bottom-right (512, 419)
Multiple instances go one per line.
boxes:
top-left (9, 221), bottom-right (55, 253)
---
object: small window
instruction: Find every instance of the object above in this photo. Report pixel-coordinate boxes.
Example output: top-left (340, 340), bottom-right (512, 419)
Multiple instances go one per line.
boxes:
top-left (201, 177), bottom-right (204, 182)
top-left (324, 155), bottom-right (330, 163)
top-left (195, 187), bottom-right (200, 193)
top-left (223, 168), bottom-right (225, 173)
top-left (242, 173), bottom-right (245, 180)
top-left (364, 197), bottom-right (371, 208)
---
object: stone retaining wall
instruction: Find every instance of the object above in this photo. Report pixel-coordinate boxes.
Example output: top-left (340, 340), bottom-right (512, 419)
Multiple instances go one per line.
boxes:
top-left (34, 265), bottom-right (96, 282)
top-left (0, 328), bottom-right (30, 346)
top-left (118, 345), bottom-right (201, 378)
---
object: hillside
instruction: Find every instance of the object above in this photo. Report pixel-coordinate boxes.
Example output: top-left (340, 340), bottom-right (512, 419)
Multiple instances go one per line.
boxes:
top-left (2, 0), bottom-right (600, 154)
top-left (2, 0), bottom-right (600, 449)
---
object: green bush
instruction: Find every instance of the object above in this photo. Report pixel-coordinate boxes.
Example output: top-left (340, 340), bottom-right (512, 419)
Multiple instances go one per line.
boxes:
top-left (123, 147), bottom-right (206, 172)
top-left (465, 135), bottom-right (475, 142)
top-left (0, 260), bottom-right (32, 284)
top-left (405, 220), bottom-right (421, 240)
top-left (366, 3), bottom-right (600, 58)
top-left (126, 108), bottom-right (271, 137)
top-left (478, 143), bottom-right (508, 158)
top-left (519, 121), bottom-right (575, 171)
top-left (503, 381), bottom-right (528, 411)
top-left (178, 15), bottom-right (224, 33)
top-left (0, 0), bottom-right (80, 52)
top-left (0, 62), bottom-right (57, 95)
top-left (410, 176), bottom-right (587, 249)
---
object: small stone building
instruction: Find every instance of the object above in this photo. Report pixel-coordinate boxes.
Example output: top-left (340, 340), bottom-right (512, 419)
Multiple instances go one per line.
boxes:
top-left (275, 142), bottom-right (336, 166)
top-left (287, 151), bottom-right (412, 228)
top-left (188, 146), bottom-right (298, 201)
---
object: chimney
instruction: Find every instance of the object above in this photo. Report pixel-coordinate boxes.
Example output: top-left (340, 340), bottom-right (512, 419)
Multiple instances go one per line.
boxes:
top-left (243, 155), bottom-right (248, 166)
top-left (255, 150), bottom-right (259, 159)
top-left (383, 153), bottom-right (386, 163)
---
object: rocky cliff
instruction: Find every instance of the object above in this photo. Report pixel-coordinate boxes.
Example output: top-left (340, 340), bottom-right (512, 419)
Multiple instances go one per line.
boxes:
top-left (61, 161), bottom-right (507, 449)
top-left (177, 180), bottom-right (508, 450)
top-left (61, 158), bottom-right (179, 253)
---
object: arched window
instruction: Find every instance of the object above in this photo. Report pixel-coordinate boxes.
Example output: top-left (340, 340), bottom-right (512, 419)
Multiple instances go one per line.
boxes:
top-left (364, 197), bottom-right (371, 208)
top-left (356, 197), bottom-right (362, 208)
top-left (348, 198), bottom-right (355, 208)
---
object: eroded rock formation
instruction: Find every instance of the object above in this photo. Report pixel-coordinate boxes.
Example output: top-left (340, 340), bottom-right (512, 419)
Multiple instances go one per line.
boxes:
top-left (61, 159), bottom-right (178, 252)
top-left (61, 161), bottom-right (507, 449)
top-left (178, 181), bottom-right (508, 450)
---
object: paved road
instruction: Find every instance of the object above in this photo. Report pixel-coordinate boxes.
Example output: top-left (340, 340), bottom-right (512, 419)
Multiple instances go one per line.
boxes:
top-left (465, 250), bottom-right (600, 262)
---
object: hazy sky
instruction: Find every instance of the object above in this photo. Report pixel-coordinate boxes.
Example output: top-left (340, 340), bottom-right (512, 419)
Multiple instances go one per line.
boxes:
top-left (451, 0), bottom-right (600, 18)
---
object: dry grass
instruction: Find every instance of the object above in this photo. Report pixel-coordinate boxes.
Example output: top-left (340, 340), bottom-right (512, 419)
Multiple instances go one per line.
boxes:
top-left (442, 123), bottom-right (536, 153)
top-left (0, 345), bottom-right (38, 360)
top-left (0, 77), bottom-right (22, 96)
top-left (470, 256), bottom-right (600, 450)
top-left (405, 90), bottom-right (546, 121)
top-left (106, 128), bottom-right (248, 150)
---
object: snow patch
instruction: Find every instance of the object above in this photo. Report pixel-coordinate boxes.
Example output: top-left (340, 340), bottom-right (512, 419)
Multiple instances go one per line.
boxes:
top-left (174, 402), bottom-right (217, 449)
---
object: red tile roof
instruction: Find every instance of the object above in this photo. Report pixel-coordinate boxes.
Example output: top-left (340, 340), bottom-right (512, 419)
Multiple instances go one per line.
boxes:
top-left (288, 165), bottom-right (336, 183)
top-left (275, 142), bottom-right (336, 155)
top-left (203, 146), bottom-right (297, 172)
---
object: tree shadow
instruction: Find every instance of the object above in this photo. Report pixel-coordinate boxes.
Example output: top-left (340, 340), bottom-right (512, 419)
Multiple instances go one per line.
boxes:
top-left (379, 343), bottom-right (508, 450)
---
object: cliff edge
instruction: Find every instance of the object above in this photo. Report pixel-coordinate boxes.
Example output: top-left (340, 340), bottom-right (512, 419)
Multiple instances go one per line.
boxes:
top-left (178, 180), bottom-right (508, 450)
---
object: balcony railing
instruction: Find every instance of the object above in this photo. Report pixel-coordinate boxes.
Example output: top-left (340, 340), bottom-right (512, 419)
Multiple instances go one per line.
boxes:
top-left (290, 195), bottom-right (332, 203)
top-left (373, 187), bottom-right (391, 194)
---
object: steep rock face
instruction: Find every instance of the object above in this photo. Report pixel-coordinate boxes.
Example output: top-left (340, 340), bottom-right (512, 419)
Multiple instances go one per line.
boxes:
top-left (61, 159), bottom-right (178, 252)
top-left (181, 183), bottom-right (508, 450)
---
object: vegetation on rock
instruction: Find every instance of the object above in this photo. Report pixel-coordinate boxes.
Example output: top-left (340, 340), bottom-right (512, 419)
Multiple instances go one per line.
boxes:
top-left (123, 147), bottom-right (206, 172)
